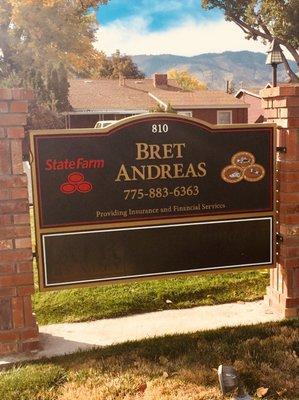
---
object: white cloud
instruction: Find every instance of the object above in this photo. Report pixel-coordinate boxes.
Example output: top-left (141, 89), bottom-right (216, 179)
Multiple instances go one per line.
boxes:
top-left (95, 17), bottom-right (269, 56)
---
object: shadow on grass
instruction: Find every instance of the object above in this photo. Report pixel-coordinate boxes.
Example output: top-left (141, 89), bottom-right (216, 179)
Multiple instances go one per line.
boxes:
top-left (1, 319), bottom-right (298, 400)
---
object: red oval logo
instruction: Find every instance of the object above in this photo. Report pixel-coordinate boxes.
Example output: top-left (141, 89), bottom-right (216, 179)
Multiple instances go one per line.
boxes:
top-left (60, 183), bottom-right (76, 194)
top-left (77, 181), bottom-right (93, 193)
top-left (68, 172), bottom-right (84, 184)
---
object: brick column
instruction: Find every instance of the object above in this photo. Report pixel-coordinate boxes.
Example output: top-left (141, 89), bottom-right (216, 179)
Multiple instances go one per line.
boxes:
top-left (0, 88), bottom-right (39, 354)
top-left (261, 84), bottom-right (299, 317)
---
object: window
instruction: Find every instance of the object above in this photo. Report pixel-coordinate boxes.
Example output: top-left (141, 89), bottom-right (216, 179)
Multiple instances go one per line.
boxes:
top-left (217, 110), bottom-right (232, 124)
top-left (267, 99), bottom-right (274, 109)
top-left (177, 111), bottom-right (192, 117)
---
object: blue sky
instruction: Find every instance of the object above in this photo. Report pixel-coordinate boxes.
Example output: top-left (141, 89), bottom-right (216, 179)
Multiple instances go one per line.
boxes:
top-left (94, 0), bottom-right (267, 56)
top-left (97, 0), bottom-right (222, 32)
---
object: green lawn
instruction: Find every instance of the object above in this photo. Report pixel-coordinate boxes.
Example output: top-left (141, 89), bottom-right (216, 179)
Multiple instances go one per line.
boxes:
top-left (1, 319), bottom-right (298, 400)
top-left (33, 269), bottom-right (269, 325)
top-left (30, 208), bottom-right (270, 326)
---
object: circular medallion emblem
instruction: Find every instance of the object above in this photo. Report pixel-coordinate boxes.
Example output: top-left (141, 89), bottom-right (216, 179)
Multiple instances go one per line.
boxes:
top-left (221, 165), bottom-right (244, 183)
top-left (243, 164), bottom-right (265, 182)
top-left (231, 152), bottom-right (255, 168)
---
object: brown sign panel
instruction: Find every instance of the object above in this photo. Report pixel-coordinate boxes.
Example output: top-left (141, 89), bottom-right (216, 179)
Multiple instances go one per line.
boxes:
top-left (30, 114), bottom-right (276, 290)
top-left (42, 218), bottom-right (273, 287)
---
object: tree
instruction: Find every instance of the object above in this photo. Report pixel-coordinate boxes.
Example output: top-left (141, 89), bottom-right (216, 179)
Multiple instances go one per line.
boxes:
top-left (83, 50), bottom-right (145, 80)
top-left (110, 50), bottom-right (145, 79)
top-left (201, 0), bottom-right (299, 82)
top-left (0, 0), bottom-right (110, 80)
top-left (150, 102), bottom-right (177, 113)
top-left (67, 49), bottom-right (113, 78)
top-left (26, 68), bottom-right (48, 104)
top-left (226, 80), bottom-right (235, 94)
top-left (167, 69), bottom-right (207, 91)
top-left (23, 102), bottom-right (65, 159)
top-left (0, 0), bottom-right (110, 111)
top-left (89, 51), bottom-right (114, 78)
top-left (56, 62), bottom-right (70, 112)
top-left (45, 63), bottom-right (70, 112)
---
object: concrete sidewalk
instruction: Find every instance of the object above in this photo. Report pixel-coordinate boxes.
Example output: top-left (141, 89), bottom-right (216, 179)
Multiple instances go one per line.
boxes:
top-left (0, 300), bottom-right (283, 366)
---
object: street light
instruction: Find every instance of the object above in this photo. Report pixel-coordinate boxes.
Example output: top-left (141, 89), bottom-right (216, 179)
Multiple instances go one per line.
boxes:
top-left (266, 38), bottom-right (284, 87)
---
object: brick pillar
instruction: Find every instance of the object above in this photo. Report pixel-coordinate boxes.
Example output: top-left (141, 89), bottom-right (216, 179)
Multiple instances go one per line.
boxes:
top-left (261, 84), bottom-right (299, 317)
top-left (0, 88), bottom-right (39, 354)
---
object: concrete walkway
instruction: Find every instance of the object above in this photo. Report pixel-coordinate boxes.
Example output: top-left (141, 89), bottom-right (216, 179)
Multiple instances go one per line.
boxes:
top-left (0, 300), bottom-right (283, 366)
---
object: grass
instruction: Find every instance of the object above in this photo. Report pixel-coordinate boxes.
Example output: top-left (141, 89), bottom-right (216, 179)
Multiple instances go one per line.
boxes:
top-left (1, 319), bottom-right (298, 400)
top-left (0, 364), bottom-right (66, 400)
top-left (30, 206), bottom-right (269, 326)
top-left (32, 269), bottom-right (269, 325)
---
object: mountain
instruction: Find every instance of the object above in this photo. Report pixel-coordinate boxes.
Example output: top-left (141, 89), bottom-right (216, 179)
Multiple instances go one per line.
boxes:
top-left (132, 51), bottom-right (297, 90)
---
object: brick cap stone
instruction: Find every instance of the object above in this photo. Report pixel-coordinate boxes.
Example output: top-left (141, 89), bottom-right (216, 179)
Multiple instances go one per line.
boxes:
top-left (260, 84), bottom-right (299, 99)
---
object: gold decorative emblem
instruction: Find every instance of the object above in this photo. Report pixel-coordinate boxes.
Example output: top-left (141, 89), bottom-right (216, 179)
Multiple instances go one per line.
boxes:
top-left (243, 164), bottom-right (265, 182)
top-left (231, 152), bottom-right (255, 168)
top-left (221, 165), bottom-right (244, 183)
top-left (221, 151), bottom-right (265, 184)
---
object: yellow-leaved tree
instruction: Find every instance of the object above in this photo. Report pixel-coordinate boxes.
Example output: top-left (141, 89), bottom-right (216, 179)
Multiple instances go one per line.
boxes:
top-left (0, 1), bottom-right (145, 107)
top-left (167, 69), bottom-right (207, 91)
top-left (0, 0), bottom-right (109, 76)
top-left (0, 0), bottom-right (111, 112)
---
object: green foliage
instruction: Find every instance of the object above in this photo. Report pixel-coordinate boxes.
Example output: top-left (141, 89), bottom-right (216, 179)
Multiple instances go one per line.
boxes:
top-left (45, 63), bottom-right (70, 112)
top-left (70, 48), bottom-right (145, 80)
top-left (201, 0), bottom-right (299, 81)
top-left (56, 62), bottom-right (70, 112)
top-left (150, 102), bottom-right (177, 113)
top-left (0, 0), bottom-right (110, 76)
top-left (23, 64), bottom-right (70, 112)
top-left (110, 50), bottom-right (145, 79)
top-left (26, 103), bottom-right (65, 130)
top-left (0, 0), bottom-right (109, 107)
top-left (0, 71), bottom-right (23, 88)
top-left (90, 50), bottom-right (145, 79)
top-left (33, 271), bottom-right (269, 325)
top-left (87, 51), bottom-right (114, 78)
top-left (27, 69), bottom-right (48, 104)
top-left (201, 0), bottom-right (299, 48)
top-left (0, 364), bottom-right (66, 400)
top-left (23, 102), bottom-right (65, 159)
top-left (0, 1), bottom-right (143, 107)
top-left (150, 103), bottom-right (166, 113)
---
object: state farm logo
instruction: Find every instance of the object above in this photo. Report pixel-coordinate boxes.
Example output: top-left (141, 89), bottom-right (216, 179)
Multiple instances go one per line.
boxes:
top-left (46, 157), bottom-right (105, 171)
top-left (60, 172), bottom-right (93, 194)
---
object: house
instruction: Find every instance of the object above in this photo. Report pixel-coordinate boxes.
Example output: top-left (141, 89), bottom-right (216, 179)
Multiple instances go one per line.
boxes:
top-left (65, 74), bottom-right (249, 128)
top-left (235, 88), bottom-right (265, 124)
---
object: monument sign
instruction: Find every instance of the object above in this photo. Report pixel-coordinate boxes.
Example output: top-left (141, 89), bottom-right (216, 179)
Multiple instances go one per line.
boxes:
top-left (30, 114), bottom-right (276, 290)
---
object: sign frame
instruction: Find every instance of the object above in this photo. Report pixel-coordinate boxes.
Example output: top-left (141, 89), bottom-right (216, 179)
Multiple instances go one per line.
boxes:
top-left (30, 113), bottom-right (277, 291)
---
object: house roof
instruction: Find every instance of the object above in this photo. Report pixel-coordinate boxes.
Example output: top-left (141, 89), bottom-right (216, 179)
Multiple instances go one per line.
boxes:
top-left (235, 88), bottom-right (262, 99)
top-left (235, 83), bottom-right (277, 99)
top-left (68, 79), bottom-right (157, 112)
top-left (150, 87), bottom-right (248, 109)
top-left (68, 78), bottom-right (249, 112)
